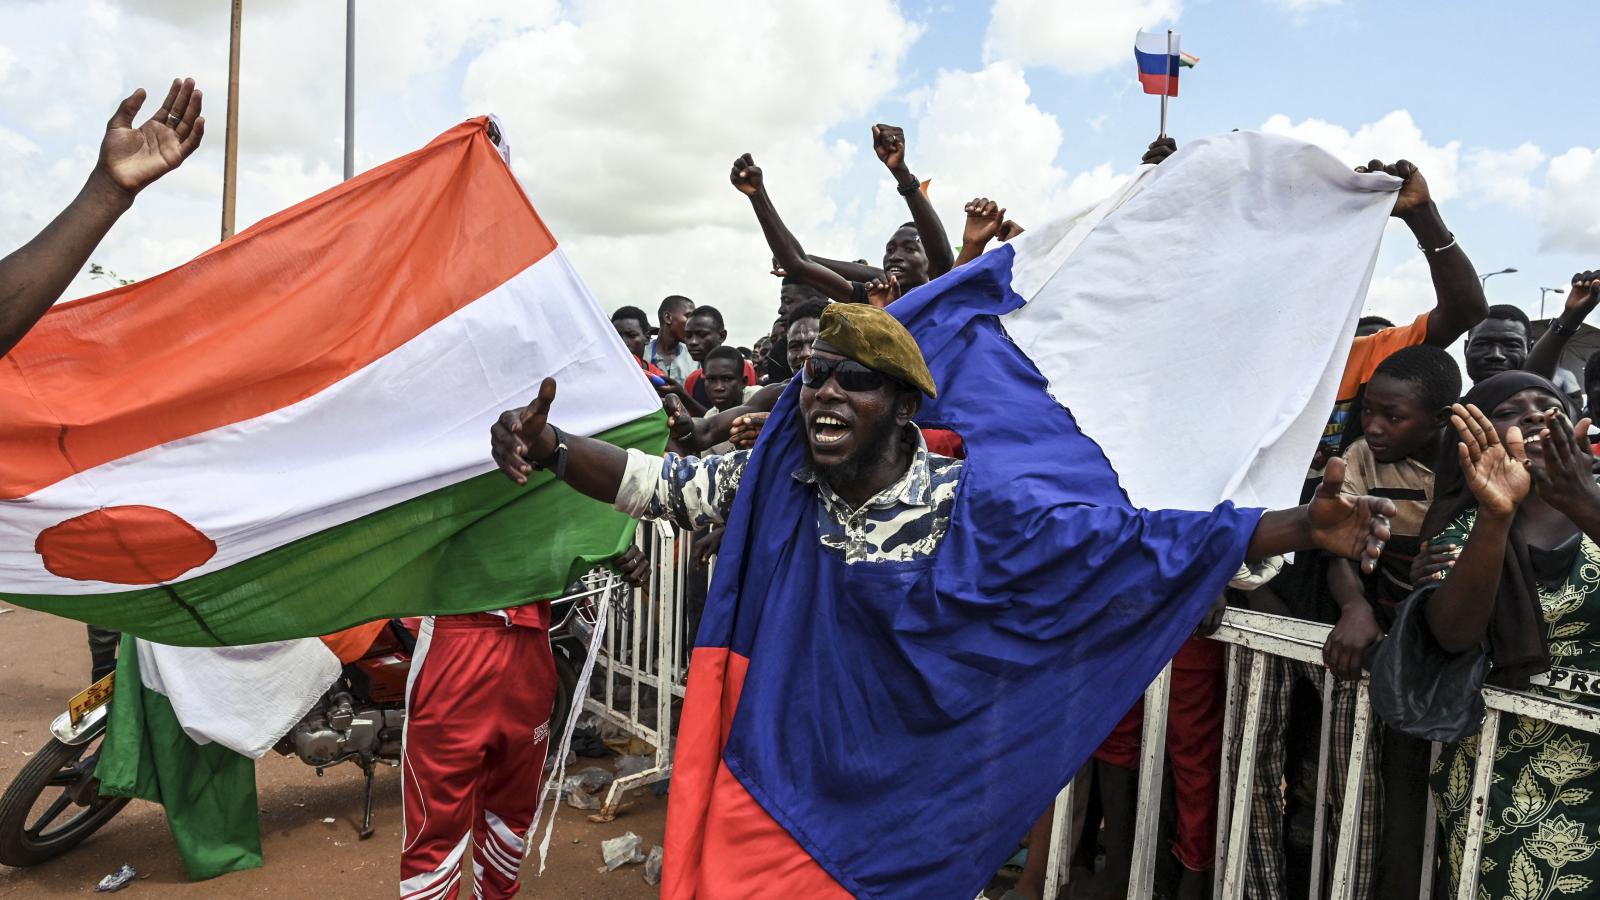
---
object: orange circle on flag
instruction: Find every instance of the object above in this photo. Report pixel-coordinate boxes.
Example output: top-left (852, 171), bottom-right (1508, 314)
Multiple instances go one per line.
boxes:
top-left (36, 506), bottom-right (217, 585)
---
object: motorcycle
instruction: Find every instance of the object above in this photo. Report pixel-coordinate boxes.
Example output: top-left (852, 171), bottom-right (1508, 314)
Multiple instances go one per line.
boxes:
top-left (0, 576), bottom-right (618, 868)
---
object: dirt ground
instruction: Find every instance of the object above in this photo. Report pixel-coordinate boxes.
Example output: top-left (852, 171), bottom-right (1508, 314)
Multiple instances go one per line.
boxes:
top-left (0, 605), bottom-right (667, 899)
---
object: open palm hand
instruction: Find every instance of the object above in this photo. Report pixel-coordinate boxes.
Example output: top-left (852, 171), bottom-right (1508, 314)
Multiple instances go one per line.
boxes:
top-left (99, 78), bottom-right (206, 197)
top-left (1451, 402), bottom-right (1530, 518)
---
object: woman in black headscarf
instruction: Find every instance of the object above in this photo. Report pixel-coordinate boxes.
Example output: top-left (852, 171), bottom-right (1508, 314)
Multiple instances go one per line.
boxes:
top-left (1420, 371), bottom-right (1600, 897)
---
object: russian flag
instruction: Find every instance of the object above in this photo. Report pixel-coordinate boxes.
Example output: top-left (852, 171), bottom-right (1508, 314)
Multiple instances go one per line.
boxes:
top-left (1135, 30), bottom-right (1187, 96)
top-left (662, 132), bottom-right (1403, 899)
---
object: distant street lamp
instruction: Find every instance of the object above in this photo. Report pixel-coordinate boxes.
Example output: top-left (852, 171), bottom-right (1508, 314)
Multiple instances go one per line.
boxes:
top-left (1541, 286), bottom-right (1567, 319)
top-left (1480, 267), bottom-right (1518, 286)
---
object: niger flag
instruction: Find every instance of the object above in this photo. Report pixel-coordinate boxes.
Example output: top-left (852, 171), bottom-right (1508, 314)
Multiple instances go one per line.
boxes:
top-left (0, 117), bottom-right (665, 646)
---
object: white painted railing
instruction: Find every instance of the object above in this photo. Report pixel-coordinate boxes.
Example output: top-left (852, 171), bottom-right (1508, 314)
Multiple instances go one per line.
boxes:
top-left (577, 524), bottom-right (695, 820)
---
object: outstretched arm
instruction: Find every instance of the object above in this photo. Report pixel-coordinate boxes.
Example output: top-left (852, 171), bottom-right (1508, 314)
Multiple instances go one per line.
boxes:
top-left (494, 379), bottom-right (747, 530)
top-left (1246, 457), bottom-right (1396, 572)
top-left (1526, 270), bottom-right (1598, 377)
top-left (670, 384), bottom-right (784, 452)
top-left (492, 380), bottom-right (629, 502)
top-left (808, 255), bottom-right (883, 283)
top-left (731, 154), bottom-right (855, 302)
top-left (1357, 160), bottom-right (1487, 347)
top-left (872, 124), bottom-right (954, 279)
top-left (0, 79), bottom-right (206, 359)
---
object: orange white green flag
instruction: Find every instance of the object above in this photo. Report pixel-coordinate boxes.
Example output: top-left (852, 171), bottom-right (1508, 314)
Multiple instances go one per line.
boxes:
top-left (0, 116), bottom-right (666, 646)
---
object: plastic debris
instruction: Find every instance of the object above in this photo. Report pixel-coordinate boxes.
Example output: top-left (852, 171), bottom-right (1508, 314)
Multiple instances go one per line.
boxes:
top-left (601, 831), bottom-right (645, 871)
top-left (568, 767), bottom-right (615, 792)
top-left (566, 787), bottom-right (600, 810)
top-left (95, 865), bottom-right (137, 892)
top-left (643, 845), bottom-right (664, 885)
top-left (614, 754), bottom-right (653, 779)
top-left (321, 817), bottom-right (336, 824)
top-left (562, 766), bottom-right (615, 810)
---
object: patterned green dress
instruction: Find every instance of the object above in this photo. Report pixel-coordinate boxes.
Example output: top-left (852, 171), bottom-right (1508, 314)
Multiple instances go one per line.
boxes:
top-left (1431, 508), bottom-right (1600, 900)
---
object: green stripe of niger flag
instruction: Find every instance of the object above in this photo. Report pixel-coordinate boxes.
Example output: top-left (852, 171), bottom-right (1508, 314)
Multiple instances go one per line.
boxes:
top-left (0, 415), bottom-right (665, 647)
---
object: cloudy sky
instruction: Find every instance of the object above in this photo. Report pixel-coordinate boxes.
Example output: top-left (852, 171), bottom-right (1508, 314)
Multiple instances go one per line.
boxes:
top-left (2, 0), bottom-right (1597, 347)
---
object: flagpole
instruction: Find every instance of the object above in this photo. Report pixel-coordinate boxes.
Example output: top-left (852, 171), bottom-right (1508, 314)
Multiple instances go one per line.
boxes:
top-left (343, 0), bottom-right (355, 181)
top-left (1159, 28), bottom-right (1172, 139)
top-left (220, 0), bottom-right (241, 240)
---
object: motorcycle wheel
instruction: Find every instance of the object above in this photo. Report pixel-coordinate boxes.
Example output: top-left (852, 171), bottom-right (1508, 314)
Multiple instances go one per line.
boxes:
top-left (0, 728), bottom-right (129, 866)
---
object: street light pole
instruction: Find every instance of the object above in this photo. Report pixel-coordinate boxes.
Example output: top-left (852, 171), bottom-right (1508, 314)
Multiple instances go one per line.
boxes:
top-left (1480, 267), bottom-right (1518, 286)
top-left (343, 0), bottom-right (354, 181)
top-left (1541, 287), bottom-right (1567, 320)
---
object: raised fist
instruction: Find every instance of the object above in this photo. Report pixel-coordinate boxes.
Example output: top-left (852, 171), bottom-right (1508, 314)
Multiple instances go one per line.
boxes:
top-left (872, 124), bottom-right (907, 171)
top-left (730, 153), bottom-right (763, 196)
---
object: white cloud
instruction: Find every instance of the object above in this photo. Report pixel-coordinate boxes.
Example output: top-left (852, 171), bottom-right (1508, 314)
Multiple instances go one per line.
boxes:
top-left (902, 63), bottom-right (1133, 253)
top-left (982, 0), bottom-right (1181, 77)
top-left (464, 1), bottom-right (917, 235)
top-left (1261, 109), bottom-right (1461, 200)
top-left (459, 0), bottom-right (922, 341)
top-left (1462, 142), bottom-right (1544, 211)
top-left (1541, 147), bottom-right (1600, 255)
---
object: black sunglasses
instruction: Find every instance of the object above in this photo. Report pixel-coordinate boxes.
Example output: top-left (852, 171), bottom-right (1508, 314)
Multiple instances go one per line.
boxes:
top-left (801, 356), bottom-right (888, 393)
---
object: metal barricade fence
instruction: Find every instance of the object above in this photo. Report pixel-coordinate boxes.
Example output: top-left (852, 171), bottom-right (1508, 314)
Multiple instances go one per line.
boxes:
top-left (1036, 607), bottom-right (1600, 900)
top-left (578, 524), bottom-right (697, 820)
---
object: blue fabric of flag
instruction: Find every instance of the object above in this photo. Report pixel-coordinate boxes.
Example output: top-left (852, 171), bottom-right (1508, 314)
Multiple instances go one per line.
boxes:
top-left (696, 244), bottom-right (1264, 898)
top-left (1135, 47), bottom-right (1181, 79)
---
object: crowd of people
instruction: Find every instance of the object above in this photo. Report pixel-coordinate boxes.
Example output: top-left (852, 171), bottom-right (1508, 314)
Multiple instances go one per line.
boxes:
top-left (580, 128), bottom-right (1600, 900)
top-left (3, 75), bottom-right (1599, 900)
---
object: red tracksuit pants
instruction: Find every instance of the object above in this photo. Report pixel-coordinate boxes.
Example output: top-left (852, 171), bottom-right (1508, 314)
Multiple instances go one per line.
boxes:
top-left (400, 614), bottom-right (555, 900)
top-left (1093, 636), bottom-right (1225, 872)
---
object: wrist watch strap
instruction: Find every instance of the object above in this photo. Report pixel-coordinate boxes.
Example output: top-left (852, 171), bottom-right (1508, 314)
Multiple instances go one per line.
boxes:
top-left (530, 425), bottom-right (569, 479)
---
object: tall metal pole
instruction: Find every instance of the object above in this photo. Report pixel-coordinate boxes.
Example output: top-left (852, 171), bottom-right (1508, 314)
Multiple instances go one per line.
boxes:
top-left (220, 0), bottom-right (242, 240)
top-left (343, 0), bottom-right (354, 181)
top-left (1158, 29), bottom-right (1172, 138)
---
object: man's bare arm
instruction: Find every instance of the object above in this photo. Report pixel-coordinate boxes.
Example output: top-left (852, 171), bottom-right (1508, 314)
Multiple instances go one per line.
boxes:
top-left (731, 154), bottom-right (855, 303)
top-left (671, 384), bottom-right (784, 452)
top-left (0, 79), bottom-right (206, 358)
top-left (808, 255), bottom-right (883, 283)
top-left (1526, 270), bottom-right (1598, 377)
top-left (1356, 160), bottom-right (1487, 347)
top-left (873, 124), bottom-right (955, 279)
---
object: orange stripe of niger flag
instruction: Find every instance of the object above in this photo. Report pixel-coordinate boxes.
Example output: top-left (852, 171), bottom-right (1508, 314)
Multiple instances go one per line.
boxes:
top-left (0, 117), bottom-right (556, 501)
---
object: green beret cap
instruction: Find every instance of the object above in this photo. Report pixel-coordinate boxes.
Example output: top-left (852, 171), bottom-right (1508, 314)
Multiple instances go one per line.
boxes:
top-left (816, 303), bottom-right (937, 398)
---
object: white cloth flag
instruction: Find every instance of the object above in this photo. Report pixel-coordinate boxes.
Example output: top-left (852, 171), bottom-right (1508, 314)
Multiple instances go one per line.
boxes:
top-left (135, 638), bottom-right (340, 758)
top-left (1003, 130), bottom-right (1402, 513)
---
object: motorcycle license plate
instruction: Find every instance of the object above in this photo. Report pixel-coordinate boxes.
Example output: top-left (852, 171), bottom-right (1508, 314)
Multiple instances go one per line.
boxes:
top-left (68, 671), bottom-right (115, 727)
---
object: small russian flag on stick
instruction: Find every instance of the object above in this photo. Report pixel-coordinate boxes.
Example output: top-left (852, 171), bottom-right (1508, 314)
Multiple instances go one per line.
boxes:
top-left (1135, 30), bottom-right (1192, 97)
top-left (1136, 30), bottom-right (1195, 138)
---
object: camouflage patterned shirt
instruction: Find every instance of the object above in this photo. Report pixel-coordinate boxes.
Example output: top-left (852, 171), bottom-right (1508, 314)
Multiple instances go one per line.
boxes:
top-left (613, 426), bottom-right (963, 564)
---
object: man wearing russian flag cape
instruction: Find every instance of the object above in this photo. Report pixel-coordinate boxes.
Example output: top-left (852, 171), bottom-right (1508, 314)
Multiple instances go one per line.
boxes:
top-left (493, 300), bottom-right (1396, 896)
